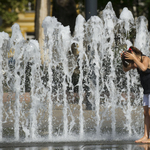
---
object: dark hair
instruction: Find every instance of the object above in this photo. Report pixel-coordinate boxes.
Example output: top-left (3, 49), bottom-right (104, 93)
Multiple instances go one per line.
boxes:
top-left (121, 46), bottom-right (142, 67)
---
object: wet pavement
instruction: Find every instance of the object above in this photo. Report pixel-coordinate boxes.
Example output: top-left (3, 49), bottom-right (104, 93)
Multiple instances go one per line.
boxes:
top-left (0, 141), bottom-right (149, 150)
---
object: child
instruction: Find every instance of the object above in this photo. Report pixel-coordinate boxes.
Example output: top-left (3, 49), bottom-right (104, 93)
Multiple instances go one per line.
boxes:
top-left (121, 46), bottom-right (150, 143)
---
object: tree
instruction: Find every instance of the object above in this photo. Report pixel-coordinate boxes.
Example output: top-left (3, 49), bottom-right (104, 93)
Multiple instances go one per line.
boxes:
top-left (35, 0), bottom-right (50, 63)
top-left (35, 0), bottom-right (50, 42)
top-left (0, 0), bottom-right (34, 32)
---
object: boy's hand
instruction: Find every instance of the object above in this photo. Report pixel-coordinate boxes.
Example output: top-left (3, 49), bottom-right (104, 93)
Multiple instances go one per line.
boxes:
top-left (124, 51), bottom-right (136, 61)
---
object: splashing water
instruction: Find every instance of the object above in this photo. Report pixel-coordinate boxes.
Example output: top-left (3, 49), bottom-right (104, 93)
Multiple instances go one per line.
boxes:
top-left (0, 2), bottom-right (149, 143)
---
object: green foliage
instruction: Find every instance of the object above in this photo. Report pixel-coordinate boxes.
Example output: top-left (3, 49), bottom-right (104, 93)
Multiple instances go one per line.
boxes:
top-left (2, 11), bottom-right (18, 25)
top-left (0, 0), bottom-right (34, 31)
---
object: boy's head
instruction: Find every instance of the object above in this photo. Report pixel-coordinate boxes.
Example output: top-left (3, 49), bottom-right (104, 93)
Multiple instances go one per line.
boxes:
top-left (121, 46), bottom-right (142, 67)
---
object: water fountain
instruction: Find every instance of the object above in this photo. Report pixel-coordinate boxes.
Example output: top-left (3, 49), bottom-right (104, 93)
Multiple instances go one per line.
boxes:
top-left (0, 1), bottom-right (149, 143)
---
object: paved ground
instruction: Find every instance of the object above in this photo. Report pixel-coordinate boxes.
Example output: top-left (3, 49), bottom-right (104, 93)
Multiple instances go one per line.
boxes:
top-left (0, 141), bottom-right (148, 150)
top-left (1, 92), bottom-right (144, 144)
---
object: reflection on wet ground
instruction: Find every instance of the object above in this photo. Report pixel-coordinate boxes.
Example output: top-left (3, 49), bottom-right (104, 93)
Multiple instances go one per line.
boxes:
top-left (1, 141), bottom-right (150, 150)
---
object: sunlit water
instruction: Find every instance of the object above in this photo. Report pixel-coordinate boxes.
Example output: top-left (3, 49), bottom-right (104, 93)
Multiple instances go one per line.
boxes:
top-left (0, 2), bottom-right (150, 144)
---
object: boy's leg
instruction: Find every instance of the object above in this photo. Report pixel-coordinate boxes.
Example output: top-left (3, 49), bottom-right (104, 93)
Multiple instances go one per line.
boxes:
top-left (135, 106), bottom-right (149, 143)
top-left (142, 107), bottom-right (150, 143)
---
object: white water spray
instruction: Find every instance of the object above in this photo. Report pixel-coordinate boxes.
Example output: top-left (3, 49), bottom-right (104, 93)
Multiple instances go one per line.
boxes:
top-left (0, 1), bottom-right (149, 142)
